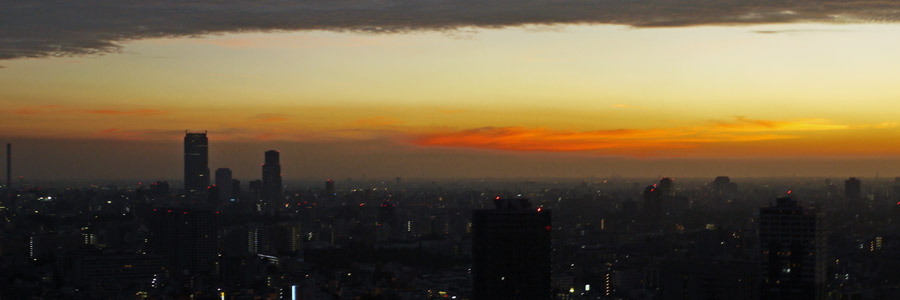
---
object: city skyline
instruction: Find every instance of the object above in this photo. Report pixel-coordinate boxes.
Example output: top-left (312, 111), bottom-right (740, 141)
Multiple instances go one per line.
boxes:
top-left (4, 22), bottom-right (900, 180)
top-left (6, 2), bottom-right (900, 299)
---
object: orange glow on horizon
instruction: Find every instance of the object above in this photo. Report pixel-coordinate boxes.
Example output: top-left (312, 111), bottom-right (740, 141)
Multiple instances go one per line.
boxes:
top-left (412, 118), bottom-right (900, 157)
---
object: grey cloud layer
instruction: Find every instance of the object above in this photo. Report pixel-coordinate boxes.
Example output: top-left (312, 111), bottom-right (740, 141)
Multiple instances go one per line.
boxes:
top-left (3, 0), bottom-right (900, 60)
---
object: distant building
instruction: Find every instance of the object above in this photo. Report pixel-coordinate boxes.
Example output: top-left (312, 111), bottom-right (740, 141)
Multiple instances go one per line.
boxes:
top-left (643, 177), bottom-right (673, 221)
top-left (472, 198), bottom-right (551, 300)
top-left (845, 177), bottom-right (861, 201)
top-left (148, 181), bottom-right (170, 199)
top-left (248, 179), bottom-right (263, 211)
top-left (713, 176), bottom-right (738, 194)
top-left (183, 132), bottom-right (209, 195)
top-left (5, 143), bottom-right (10, 189)
top-left (378, 200), bottom-right (398, 241)
top-left (759, 197), bottom-right (826, 300)
top-left (262, 150), bottom-right (282, 205)
top-left (215, 168), bottom-right (233, 202)
top-left (325, 179), bottom-right (335, 197)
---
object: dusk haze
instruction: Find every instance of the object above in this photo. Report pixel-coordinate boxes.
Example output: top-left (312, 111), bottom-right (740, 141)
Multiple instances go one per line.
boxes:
top-left (3, 1), bottom-right (900, 299)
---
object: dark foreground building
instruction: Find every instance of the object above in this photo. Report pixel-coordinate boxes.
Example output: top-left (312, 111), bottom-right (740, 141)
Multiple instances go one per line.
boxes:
top-left (148, 208), bottom-right (218, 276)
top-left (472, 198), bottom-right (551, 300)
top-left (184, 131), bottom-right (209, 195)
top-left (262, 150), bottom-right (282, 205)
top-left (759, 197), bottom-right (826, 300)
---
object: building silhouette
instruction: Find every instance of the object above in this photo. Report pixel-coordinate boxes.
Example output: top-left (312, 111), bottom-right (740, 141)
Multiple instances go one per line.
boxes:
top-left (643, 177), bottom-right (674, 223)
top-left (759, 197), bottom-right (826, 300)
top-left (5, 143), bottom-right (10, 190)
top-left (262, 150), bottom-right (282, 205)
top-left (712, 176), bottom-right (738, 194)
top-left (4, 143), bottom-right (11, 211)
top-left (183, 132), bottom-right (209, 195)
top-left (215, 168), bottom-right (233, 202)
top-left (472, 198), bottom-right (551, 300)
top-left (148, 208), bottom-right (218, 276)
top-left (845, 177), bottom-right (861, 201)
top-left (325, 179), bottom-right (335, 197)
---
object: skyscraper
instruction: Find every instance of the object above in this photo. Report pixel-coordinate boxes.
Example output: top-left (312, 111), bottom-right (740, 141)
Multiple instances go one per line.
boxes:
top-left (643, 177), bottom-right (673, 222)
top-left (759, 197), bottom-right (826, 300)
top-left (472, 198), bottom-right (551, 300)
top-left (184, 131), bottom-right (209, 194)
top-left (262, 150), bottom-right (282, 205)
top-left (325, 179), bottom-right (335, 197)
top-left (845, 177), bottom-right (861, 200)
top-left (4, 143), bottom-right (10, 209)
top-left (5, 143), bottom-right (10, 190)
top-left (215, 168), bottom-right (233, 202)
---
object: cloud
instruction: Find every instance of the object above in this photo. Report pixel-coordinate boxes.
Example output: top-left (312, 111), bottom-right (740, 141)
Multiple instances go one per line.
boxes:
top-left (413, 117), bottom-right (853, 156)
top-left (752, 29), bottom-right (852, 34)
top-left (1, 105), bottom-right (166, 116)
top-left (355, 116), bottom-right (400, 127)
top-left (98, 128), bottom-right (119, 134)
top-left (3, 0), bottom-right (900, 60)
top-left (249, 113), bottom-right (289, 123)
top-left (78, 109), bottom-right (166, 116)
top-left (94, 128), bottom-right (185, 141)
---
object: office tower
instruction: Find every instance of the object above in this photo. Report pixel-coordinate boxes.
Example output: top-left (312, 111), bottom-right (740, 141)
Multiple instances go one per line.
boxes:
top-left (894, 178), bottom-right (900, 203)
top-left (759, 197), bottom-right (826, 300)
top-left (4, 143), bottom-right (10, 210)
top-left (215, 168), bottom-right (233, 201)
top-left (472, 198), bottom-right (551, 300)
top-left (262, 150), bottom-right (282, 204)
top-left (325, 179), bottom-right (335, 197)
top-left (5, 143), bottom-right (9, 189)
top-left (206, 185), bottom-right (219, 207)
top-left (149, 181), bottom-right (170, 199)
top-left (249, 180), bottom-right (263, 199)
top-left (270, 223), bottom-right (303, 256)
top-left (184, 131), bottom-right (209, 194)
top-left (845, 177), bottom-right (861, 200)
top-left (643, 177), bottom-right (672, 221)
top-left (247, 223), bottom-right (261, 255)
top-left (231, 179), bottom-right (241, 196)
top-left (149, 209), bottom-right (218, 275)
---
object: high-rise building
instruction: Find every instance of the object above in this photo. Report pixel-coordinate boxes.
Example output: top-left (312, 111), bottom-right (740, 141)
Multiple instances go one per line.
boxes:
top-left (845, 177), bottom-right (861, 200)
top-left (184, 132), bottom-right (209, 194)
top-left (643, 177), bottom-right (673, 221)
top-left (759, 197), bottom-right (826, 300)
top-left (215, 168), bottom-right (233, 202)
top-left (148, 208), bottom-right (218, 275)
top-left (4, 143), bottom-right (10, 210)
top-left (262, 150), bottom-right (282, 205)
top-left (472, 198), bottom-right (551, 300)
top-left (5, 143), bottom-right (10, 189)
top-left (325, 179), bottom-right (335, 197)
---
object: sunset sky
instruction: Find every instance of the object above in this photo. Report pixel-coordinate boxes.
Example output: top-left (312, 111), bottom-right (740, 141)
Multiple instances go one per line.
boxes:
top-left (3, 1), bottom-right (900, 181)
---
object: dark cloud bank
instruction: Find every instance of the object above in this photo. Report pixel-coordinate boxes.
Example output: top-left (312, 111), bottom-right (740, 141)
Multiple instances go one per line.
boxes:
top-left (3, 0), bottom-right (900, 60)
